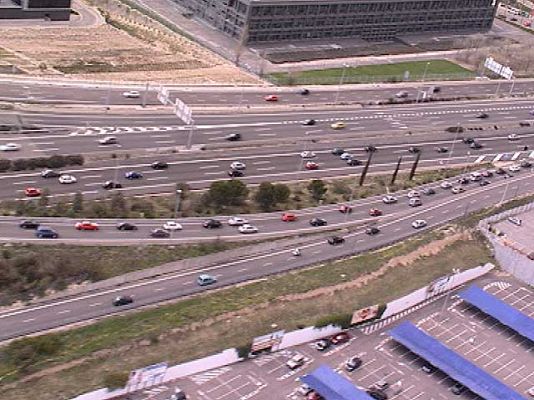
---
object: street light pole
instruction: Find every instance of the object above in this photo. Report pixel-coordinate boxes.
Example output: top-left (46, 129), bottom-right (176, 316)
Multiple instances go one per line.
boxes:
top-left (421, 61), bottom-right (430, 82)
top-left (186, 120), bottom-right (195, 150)
top-left (334, 64), bottom-right (349, 104)
top-left (174, 189), bottom-right (183, 220)
top-left (441, 268), bottom-right (460, 314)
top-left (142, 82), bottom-right (150, 108)
top-left (446, 123), bottom-right (461, 165)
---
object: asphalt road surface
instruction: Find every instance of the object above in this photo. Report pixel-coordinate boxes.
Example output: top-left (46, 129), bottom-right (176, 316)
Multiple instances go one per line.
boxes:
top-left (0, 170), bottom-right (532, 341)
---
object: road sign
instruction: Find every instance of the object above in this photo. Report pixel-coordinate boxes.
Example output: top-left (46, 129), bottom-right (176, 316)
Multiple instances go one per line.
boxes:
top-left (484, 57), bottom-right (514, 80)
top-left (157, 86), bottom-right (170, 105)
top-left (250, 330), bottom-right (285, 354)
top-left (174, 98), bottom-right (193, 125)
top-left (127, 362), bottom-right (168, 392)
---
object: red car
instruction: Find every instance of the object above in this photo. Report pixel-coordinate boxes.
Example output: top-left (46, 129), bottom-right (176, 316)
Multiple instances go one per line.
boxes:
top-left (330, 331), bottom-right (351, 345)
top-left (305, 161), bottom-right (319, 170)
top-left (264, 94), bottom-right (278, 102)
top-left (369, 208), bottom-right (383, 217)
top-left (339, 205), bottom-right (353, 214)
top-left (281, 213), bottom-right (297, 222)
top-left (75, 221), bottom-right (99, 231)
top-left (307, 392), bottom-right (323, 400)
top-left (24, 187), bottom-right (42, 197)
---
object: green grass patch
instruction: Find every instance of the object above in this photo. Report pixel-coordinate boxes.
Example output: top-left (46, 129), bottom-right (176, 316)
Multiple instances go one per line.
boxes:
top-left (268, 59), bottom-right (475, 85)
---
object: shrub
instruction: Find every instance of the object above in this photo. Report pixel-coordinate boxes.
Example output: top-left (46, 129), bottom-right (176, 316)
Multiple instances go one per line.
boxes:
top-left (102, 371), bottom-right (129, 389)
top-left (4, 335), bottom-right (63, 370)
top-left (236, 343), bottom-right (252, 359)
top-left (314, 313), bottom-right (353, 329)
top-left (0, 159), bottom-right (11, 172)
top-left (11, 159), bottom-right (29, 171)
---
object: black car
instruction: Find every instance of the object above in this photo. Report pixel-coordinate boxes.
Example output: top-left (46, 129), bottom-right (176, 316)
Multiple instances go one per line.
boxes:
top-left (451, 383), bottom-right (466, 395)
top-left (457, 177), bottom-right (470, 185)
top-left (519, 121), bottom-right (531, 127)
top-left (495, 168), bottom-right (507, 175)
top-left (327, 236), bottom-right (345, 245)
top-left (476, 112), bottom-right (489, 119)
top-left (366, 389), bottom-right (387, 400)
top-left (435, 146), bottom-right (448, 153)
top-left (314, 339), bottom-right (330, 351)
top-left (345, 356), bottom-right (363, 372)
top-left (150, 229), bottom-right (170, 238)
top-left (408, 146), bottom-right (420, 154)
top-left (331, 148), bottom-right (345, 156)
top-left (225, 133), bottom-right (242, 141)
top-left (112, 295), bottom-right (134, 306)
top-left (366, 226), bottom-right (380, 235)
top-left (228, 170), bottom-right (244, 178)
top-left (41, 169), bottom-right (61, 178)
top-left (300, 88), bottom-right (310, 95)
top-left (117, 222), bottom-right (137, 231)
top-left (520, 160), bottom-right (532, 168)
top-left (151, 161), bottom-right (169, 170)
top-left (125, 171), bottom-right (143, 180)
top-left (19, 220), bottom-right (40, 229)
top-left (302, 119), bottom-right (316, 126)
top-left (203, 219), bottom-right (222, 229)
top-left (102, 181), bottom-right (123, 190)
top-left (309, 217), bottom-right (327, 227)
top-left (469, 141), bottom-right (483, 149)
top-left (462, 137), bottom-right (475, 144)
top-left (479, 180), bottom-right (490, 186)
top-left (364, 145), bottom-right (377, 152)
top-left (347, 158), bottom-right (362, 166)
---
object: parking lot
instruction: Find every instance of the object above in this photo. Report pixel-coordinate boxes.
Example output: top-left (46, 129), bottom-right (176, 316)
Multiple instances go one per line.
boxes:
top-left (494, 208), bottom-right (534, 252)
top-left (134, 274), bottom-right (534, 400)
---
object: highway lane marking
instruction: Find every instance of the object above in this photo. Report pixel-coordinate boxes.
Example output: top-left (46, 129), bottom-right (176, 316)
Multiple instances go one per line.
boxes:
top-left (89, 303), bottom-right (101, 307)
top-left (257, 167), bottom-right (276, 171)
top-left (258, 133), bottom-right (277, 137)
top-left (155, 140), bottom-right (175, 144)
top-left (253, 161), bottom-right (270, 165)
top-left (33, 148), bottom-right (59, 152)
top-left (14, 180), bottom-right (36, 185)
top-left (147, 177), bottom-right (169, 181)
top-left (204, 172), bottom-right (223, 176)
top-left (199, 165), bottom-right (220, 169)
top-left (33, 142), bottom-right (55, 146)
top-left (23, 318), bottom-right (35, 323)
top-left (57, 310), bottom-right (71, 314)
top-left (84, 175), bottom-right (102, 179)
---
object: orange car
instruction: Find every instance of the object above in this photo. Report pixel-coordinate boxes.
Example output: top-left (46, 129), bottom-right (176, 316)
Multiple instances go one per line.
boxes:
top-left (281, 213), bottom-right (297, 222)
top-left (24, 187), bottom-right (41, 197)
top-left (264, 94), bottom-right (278, 102)
top-left (75, 221), bottom-right (99, 231)
top-left (369, 208), bottom-right (383, 217)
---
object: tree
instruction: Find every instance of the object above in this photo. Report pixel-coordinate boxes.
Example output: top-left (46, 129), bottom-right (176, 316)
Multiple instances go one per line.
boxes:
top-left (110, 192), bottom-right (127, 217)
top-left (72, 192), bottom-right (83, 214)
top-left (38, 188), bottom-right (50, 209)
top-left (273, 183), bottom-right (290, 204)
top-left (307, 179), bottom-right (327, 202)
top-left (207, 180), bottom-right (248, 207)
top-left (102, 371), bottom-right (129, 390)
top-left (254, 182), bottom-right (276, 211)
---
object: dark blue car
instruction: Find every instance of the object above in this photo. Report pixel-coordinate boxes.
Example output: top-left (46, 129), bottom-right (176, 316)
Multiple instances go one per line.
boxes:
top-left (35, 226), bottom-right (59, 239)
top-left (125, 171), bottom-right (143, 180)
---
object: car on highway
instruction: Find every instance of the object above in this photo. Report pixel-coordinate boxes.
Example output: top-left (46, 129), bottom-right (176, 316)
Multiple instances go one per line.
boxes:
top-left (479, 180), bottom-right (491, 186)
top-left (58, 174), bottom-right (77, 184)
top-left (300, 151), bottom-right (316, 159)
top-left (495, 167), bottom-right (507, 175)
top-left (305, 161), bottom-right (319, 170)
top-left (98, 136), bottom-right (118, 145)
top-left (462, 137), bottom-right (475, 144)
top-left (0, 142), bottom-right (21, 151)
top-left (150, 229), bottom-right (170, 238)
top-left (409, 197), bottom-right (422, 207)
top-left (75, 221), bottom-right (99, 231)
top-left (407, 190), bottom-right (420, 198)
top-left (163, 221), bottom-right (183, 231)
top-left (481, 170), bottom-right (493, 177)
top-left (24, 187), bottom-right (41, 197)
top-left (302, 119), bottom-right (316, 126)
top-left (435, 146), bottom-right (448, 153)
top-left (286, 353), bottom-right (306, 370)
top-left (440, 181), bottom-right (453, 189)
top-left (451, 186), bottom-right (465, 194)
top-left (102, 181), bottom-right (122, 190)
top-left (475, 112), bottom-right (489, 119)
top-left (151, 161), bottom-right (168, 170)
top-left (264, 94), bottom-right (278, 102)
top-left (412, 219), bottom-right (427, 229)
top-left (469, 141), bottom-right (483, 149)
top-left (457, 177), bottom-right (470, 185)
top-left (331, 148), bottom-right (345, 156)
top-left (41, 169), bottom-right (61, 178)
top-left (469, 172), bottom-right (482, 182)
top-left (330, 331), bottom-right (350, 344)
top-left (340, 152), bottom-right (352, 160)
top-left (339, 204), bottom-right (353, 214)
top-left (330, 121), bottom-right (346, 129)
top-left (228, 169), bottom-right (244, 178)
top-left (421, 187), bottom-right (435, 195)
top-left (19, 220), bottom-right (40, 229)
top-left (309, 217), bottom-right (327, 227)
top-left (122, 90), bottom-right (140, 98)
top-left (228, 216), bottom-right (248, 226)
top-left (282, 212), bottom-right (297, 222)
top-left (364, 145), bottom-right (377, 152)
top-left (519, 121), bottom-right (531, 127)
top-left (395, 90), bottom-right (408, 98)
top-left (35, 226), bottom-right (59, 239)
top-left (347, 158), bottom-right (362, 166)
top-left (366, 226), bottom-right (380, 235)
top-left (197, 274), bottom-right (217, 286)
top-left (508, 164), bottom-right (521, 172)
top-left (345, 356), bottom-right (363, 372)
top-left (112, 295), bottom-right (134, 306)
top-left (238, 224), bottom-right (258, 234)
top-left (125, 171), bottom-right (143, 180)
top-left (203, 219), bottom-right (222, 229)
top-left (313, 339), bottom-right (330, 351)
top-left (382, 195), bottom-right (397, 204)
top-left (230, 161), bottom-right (246, 170)
top-left (224, 133), bottom-right (241, 141)
top-left (327, 236), bottom-right (345, 245)
top-left (507, 133), bottom-right (520, 141)
top-left (408, 146), bottom-right (420, 154)
top-left (300, 88), bottom-right (310, 95)
top-left (369, 208), bottom-right (382, 216)
top-left (116, 222), bottom-right (137, 231)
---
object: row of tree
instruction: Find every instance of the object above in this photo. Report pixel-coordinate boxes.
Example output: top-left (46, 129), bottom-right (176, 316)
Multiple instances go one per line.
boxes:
top-left (0, 154), bottom-right (84, 172)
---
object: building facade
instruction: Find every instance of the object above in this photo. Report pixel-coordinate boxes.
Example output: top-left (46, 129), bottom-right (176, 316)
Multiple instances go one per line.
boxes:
top-left (172, 0), bottom-right (499, 43)
top-left (0, 0), bottom-right (71, 21)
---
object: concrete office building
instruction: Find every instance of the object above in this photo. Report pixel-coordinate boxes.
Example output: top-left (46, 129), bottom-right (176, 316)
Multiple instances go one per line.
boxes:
top-left (172, 0), bottom-right (499, 43)
top-left (0, 0), bottom-right (71, 21)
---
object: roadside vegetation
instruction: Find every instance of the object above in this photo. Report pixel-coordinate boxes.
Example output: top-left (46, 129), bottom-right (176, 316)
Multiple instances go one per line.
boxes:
top-left (0, 224), bottom-right (493, 400)
top-left (2, 166), bottom-right (479, 219)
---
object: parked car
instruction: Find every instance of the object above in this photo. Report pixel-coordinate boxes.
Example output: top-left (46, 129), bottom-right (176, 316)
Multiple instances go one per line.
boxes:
top-left (451, 383), bottom-right (466, 395)
top-left (286, 353), bottom-right (306, 370)
top-left (421, 363), bottom-right (436, 374)
top-left (197, 274), bottom-right (217, 286)
top-left (300, 151), bottom-right (316, 159)
top-left (508, 216), bottom-right (522, 226)
top-left (313, 339), bottom-right (330, 351)
top-left (327, 236), bottom-right (345, 245)
top-left (112, 295), bottom-right (134, 306)
top-left (297, 384), bottom-right (313, 396)
top-left (331, 148), bottom-right (345, 156)
top-left (345, 356), bottom-right (363, 372)
top-left (228, 169), bottom-right (244, 178)
top-left (306, 392), bottom-right (323, 400)
top-left (330, 332), bottom-right (350, 345)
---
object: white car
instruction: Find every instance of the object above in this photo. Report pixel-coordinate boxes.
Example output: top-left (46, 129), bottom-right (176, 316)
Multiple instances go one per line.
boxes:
top-left (122, 90), bottom-right (140, 98)
top-left (300, 151), bottom-right (316, 159)
top-left (382, 195), bottom-right (398, 204)
top-left (395, 91), bottom-right (408, 98)
top-left (163, 221), bottom-right (183, 231)
top-left (228, 216), bottom-right (248, 226)
top-left (469, 172), bottom-right (482, 182)
top-left (507, 134), bottom-right (520, 141)
top-left (408, 197), bottom-right (422, 207)
top-left (440, 181), bottom-right (453, 189)
top-left (238, 224), bottom-right (258, 234)
top-left (508, 217), bottom-right (522, 226)
top-left (508, 164), bottom-right (521, 172)
top-left (340, 152), bottom-right (352, 160)
top-left (98, 136), bottom-right (118, 145)
top-left (0, 143), bottom-right (21, 151)
top-left (230, 161), bottom-right (246, 170)
top-left (58, 174), bottom-right (77, 184)
top-left (412, 219), bottom-right (427, 229)
top-left (451, 186), bottom-right (465, 194)
top-left (286, 353), bottom-right (306, 370)
top-left (527, 386), bottom-right (534, 397)
top-left (407, 190), bottom-right (420, 198)
top-left (297, 384), bottom-right (312, 396)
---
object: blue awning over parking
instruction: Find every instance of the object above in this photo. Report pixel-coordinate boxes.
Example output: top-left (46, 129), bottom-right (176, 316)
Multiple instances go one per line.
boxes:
top-left (300, 365), bottom-right (374, 400)
top-left (459, 285), bottom-right (534, 342)
top-left (389, 322), bottom-right (525, 400)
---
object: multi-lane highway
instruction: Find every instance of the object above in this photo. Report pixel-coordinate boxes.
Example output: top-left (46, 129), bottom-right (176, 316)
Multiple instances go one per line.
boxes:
top-left (0, 170), bottom-right (532, 341)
